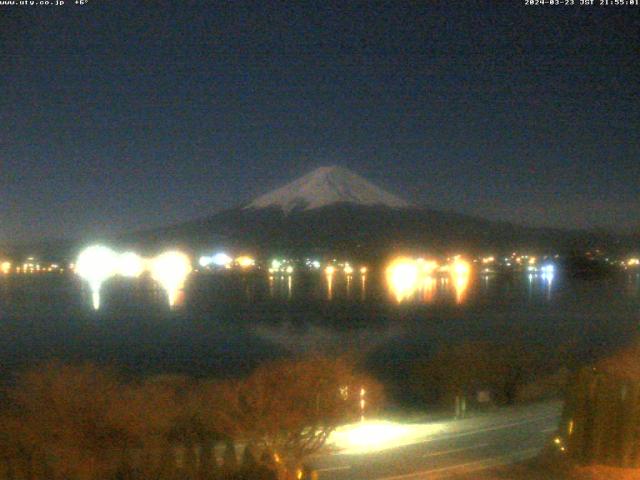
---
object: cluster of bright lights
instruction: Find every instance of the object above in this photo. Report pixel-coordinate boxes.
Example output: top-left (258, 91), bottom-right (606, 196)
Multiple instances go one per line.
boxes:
top-left (304, 258), bottom-right (321, 270)
top-left (386, 256), bottom-right (471, 303)
top-left (235, 255), bottom-right (255, 268)
top-left (323, 261), bottom-right (367, 277)
top-left (476, 253), bottom-right (560, 278)
top-left (269, 258), bottom-right (295, 275)
top-left (0, 257), bottom-right (66, 275)
top-left (199, 252), bottom-right (233, 268)
top-left (497, 253), bottom-right (540, 268)
top-left (628, 258), bottom-right (640, 267)
top-left (198, 253), bottom-right (256, 270)
top-left (540, 264), bottom-right (555, 274)
top-left (266, 258), bottom-right (366, 279)
top-left (539, 263), bottom-right (555, 281)
top-left (12, 256), bottom-right (65, 274)
top-left (75, 245), bottom-right (192, 309)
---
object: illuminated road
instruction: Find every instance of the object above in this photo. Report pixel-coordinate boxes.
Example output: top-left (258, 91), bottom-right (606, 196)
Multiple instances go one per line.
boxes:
top-left (308, 400), bottom-right (562, 480)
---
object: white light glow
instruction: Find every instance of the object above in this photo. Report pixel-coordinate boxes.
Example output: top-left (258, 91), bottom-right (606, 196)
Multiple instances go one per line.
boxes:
top-left (271, 259), bottom-right (282, 270)
top-left (200, 252), bottom-right (233, 268)
top-left (328, 420), bottom-right (447, 455)
top-left (541, 264), bottom-right (555, 274)
top-left (150, 251), bottom-right (192, 307)
top-left (212, 252), bottom-right (232, 267)
top-left (117, 252), bottom-right (145, 278)
top-left (76, 245), bottom-right (119, 310)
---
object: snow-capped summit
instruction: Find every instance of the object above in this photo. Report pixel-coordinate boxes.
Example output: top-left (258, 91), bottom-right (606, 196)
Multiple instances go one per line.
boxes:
top-left (246, 165), bottom-right (410, 213)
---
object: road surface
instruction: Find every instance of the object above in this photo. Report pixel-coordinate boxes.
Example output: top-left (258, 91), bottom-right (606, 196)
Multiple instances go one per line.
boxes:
top-left (308, 400), bottom-right (562, 480)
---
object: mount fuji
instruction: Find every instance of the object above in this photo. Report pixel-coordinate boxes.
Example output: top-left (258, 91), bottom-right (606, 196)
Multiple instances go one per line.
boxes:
top-left (119, 166), bottom-right (631, 256)
top-left (246, 166), bottom-right (409, 213)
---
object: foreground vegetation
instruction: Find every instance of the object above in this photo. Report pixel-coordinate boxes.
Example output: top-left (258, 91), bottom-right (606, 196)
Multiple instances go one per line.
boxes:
top-left (0, 339), bottom-right (637, 480)
top-left (0, 357), bottom-right (382, 480)
top-left (464, 342), bottom-right (640, 480)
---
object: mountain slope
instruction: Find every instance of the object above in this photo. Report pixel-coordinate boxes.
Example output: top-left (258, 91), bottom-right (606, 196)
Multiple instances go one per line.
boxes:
top-left (246, 165), bottom-right (409, 212)
top-left (116, 166), bottom-right (638, 256)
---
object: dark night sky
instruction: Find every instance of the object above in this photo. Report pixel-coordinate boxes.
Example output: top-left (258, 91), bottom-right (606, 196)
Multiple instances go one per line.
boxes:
top-left (1, 1), bottom-right (638, 243)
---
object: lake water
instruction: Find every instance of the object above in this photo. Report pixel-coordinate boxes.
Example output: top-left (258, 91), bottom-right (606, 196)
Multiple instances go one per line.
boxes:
top-left (0, 269), bottom-right (638, 401)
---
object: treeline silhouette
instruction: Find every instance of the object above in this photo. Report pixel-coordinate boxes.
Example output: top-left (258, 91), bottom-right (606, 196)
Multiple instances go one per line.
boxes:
top-left (0, 357), bottom-right (382, 480)
top-left (408, 340), bottom-right (574, 407)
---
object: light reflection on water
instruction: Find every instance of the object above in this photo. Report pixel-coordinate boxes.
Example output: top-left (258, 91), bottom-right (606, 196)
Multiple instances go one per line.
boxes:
top-left (0, 270), bottom-right (638, 386)
top-left (627, 273), bottom-right (640, 297)
top-left (4, 269), bottom-right (639, 313)
top-left (237, 268), bottom-right (567, 306)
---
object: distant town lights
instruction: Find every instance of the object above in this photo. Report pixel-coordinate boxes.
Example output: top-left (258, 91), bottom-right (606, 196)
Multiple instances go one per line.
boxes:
top-left (199, 252), bottom-right (233, 268)
top-left (541, 264), bottom-right (555, 274)
top-left (212, 252), bottom-right (233, 266)
top-left (235, 255), bottom-right (256, 268)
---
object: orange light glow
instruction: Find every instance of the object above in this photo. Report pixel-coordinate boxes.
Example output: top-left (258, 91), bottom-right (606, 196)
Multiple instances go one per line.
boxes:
top-left (235, 255), bottom-right (256, 268)
top-left (386, 257), bottom-right (419, 303)
top-left (449, 258), bottom-right (471, 303)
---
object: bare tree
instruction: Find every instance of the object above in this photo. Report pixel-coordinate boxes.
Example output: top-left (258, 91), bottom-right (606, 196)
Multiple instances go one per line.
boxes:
top-left (0, 357), bottom-right (383, 480)
top-left (214, 356), bottom-right (383, 479)
top-left (5, 362), bottom-right (130, 480)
